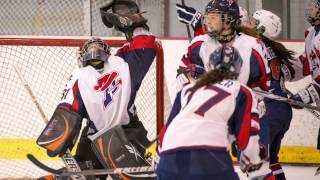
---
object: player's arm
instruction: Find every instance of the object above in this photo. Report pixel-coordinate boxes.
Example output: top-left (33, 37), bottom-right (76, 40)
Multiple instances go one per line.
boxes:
top-left (281, 52), bottom-right (310, 82)
top-left (229, 85), bottom-right (274, 179)
top-left (37, 72), bottom-right (86, 157)
top-left (247, 40), bottom-right (271, 91)
top-left (176, 38), bottom-right (205, 90)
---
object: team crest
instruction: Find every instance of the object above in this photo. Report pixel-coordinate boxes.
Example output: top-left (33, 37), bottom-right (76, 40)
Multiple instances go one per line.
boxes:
top-left (94, 71), bottom-right (122, 109)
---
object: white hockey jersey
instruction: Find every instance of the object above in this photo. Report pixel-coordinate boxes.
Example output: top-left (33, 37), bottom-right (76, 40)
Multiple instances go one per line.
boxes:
top-left (159, 80), bottom-right (261, 163)
top-left (178, 33), bottom-right (270, 91)
top-left (57, 28), bottom-right (156, 140)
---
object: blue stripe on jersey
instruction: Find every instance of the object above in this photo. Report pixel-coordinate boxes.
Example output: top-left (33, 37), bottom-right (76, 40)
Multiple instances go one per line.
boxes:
top-left (159, 91), bottom-right (182, 149)
top-left (230, 85), bottom-right (253, 151)
top-left (166, 91), bottom-right (182, 127)
top-left (58, 80), bottom-right (86, 117)
top-left (248, 49), bottom-right (270, 91)
top-left (188, 41), bottom-right (204, 67)
top-left (115, 35), bottom-right (156, 117)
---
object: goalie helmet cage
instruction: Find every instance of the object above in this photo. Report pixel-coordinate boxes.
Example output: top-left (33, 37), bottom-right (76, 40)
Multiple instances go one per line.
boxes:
top-left (0, 35), bottom-right (165, 178)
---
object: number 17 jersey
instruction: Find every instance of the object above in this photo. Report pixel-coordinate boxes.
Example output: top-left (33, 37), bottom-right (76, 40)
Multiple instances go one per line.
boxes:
top-left (159, 80), bottom-right (260, 153)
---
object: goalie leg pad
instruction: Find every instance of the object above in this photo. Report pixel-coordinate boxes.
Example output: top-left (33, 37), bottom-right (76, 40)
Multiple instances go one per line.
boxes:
top-left (36, 108), bottom-right (82, 157)
top-left (91, 125), bottom-right (154, 180)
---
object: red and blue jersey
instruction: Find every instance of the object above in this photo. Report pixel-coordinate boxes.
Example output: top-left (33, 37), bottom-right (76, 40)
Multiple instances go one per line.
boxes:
top-left (159, 80), bottom-right (261, 163)
top-left (57, 28), bottom-right (156, 140)
top-left (178, 33), bottom-right (271, 92)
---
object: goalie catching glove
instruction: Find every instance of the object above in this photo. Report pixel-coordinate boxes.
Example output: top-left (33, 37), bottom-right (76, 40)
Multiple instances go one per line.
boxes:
top-left (36, 108), bottom-right (82, 157)
top-left (100, 0), bottom-right (149, 41)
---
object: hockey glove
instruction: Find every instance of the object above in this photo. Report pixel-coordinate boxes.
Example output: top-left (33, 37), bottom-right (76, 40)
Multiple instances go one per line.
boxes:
top-left (177, 64), bottom-right (205, 80)
top-left (289, 84), bottom-right (320, 109)
top-left (176, 4), bottom-right (202, 31)
top-left (101, 11), bottom-right (148, 41)
top-left (36, 108), bottom-right (82, 157)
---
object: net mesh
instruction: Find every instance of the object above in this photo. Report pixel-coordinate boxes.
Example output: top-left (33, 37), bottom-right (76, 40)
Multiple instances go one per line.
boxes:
top-left (0, 37), bottom-right (169, 178)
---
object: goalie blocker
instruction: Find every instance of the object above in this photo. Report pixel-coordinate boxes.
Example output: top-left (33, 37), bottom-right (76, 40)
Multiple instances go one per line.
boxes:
top-left (37, 108), bottom-right (82, 157)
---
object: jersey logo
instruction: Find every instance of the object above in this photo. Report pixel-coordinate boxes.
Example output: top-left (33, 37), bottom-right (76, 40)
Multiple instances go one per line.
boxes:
top-left (94, 71), bottom-right (122, 109)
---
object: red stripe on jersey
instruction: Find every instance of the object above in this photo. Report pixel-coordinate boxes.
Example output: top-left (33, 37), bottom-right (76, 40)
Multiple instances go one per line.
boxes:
top-left (186, 41), bottom-right (203, 64)
top-left (305, 30), bottom-right (310, 38)
top-left (237, 85), bottom-right (253, 150)
top-left (252, 113), bottom-right (259, 123)
top-left (115, 35), bottom-right (155, 55)
top-left (128, 35), bottom-right (156, 50)
top-left (158, 126), bottom-right (167, 149)
top-left (299, 55), bottom-right (311, 76)
top-left (71, 80), bottom-right (79, 112)
top-left (250, 49), bottom-right (270, 90)
top-left (194, 25), bottom-right (207, 37)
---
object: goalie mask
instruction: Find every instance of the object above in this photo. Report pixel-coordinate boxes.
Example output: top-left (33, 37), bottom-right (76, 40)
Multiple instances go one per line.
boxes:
top-left (251, 10), bottom-right (282, 39)
top-left (209, 46), bottom-right (242, 78)
top-left (204, 0), bottom-right (240, 43)
top-left (307, 0), bottom-right (320, 26)
top-left (79, 37), bottom-right (110, 71)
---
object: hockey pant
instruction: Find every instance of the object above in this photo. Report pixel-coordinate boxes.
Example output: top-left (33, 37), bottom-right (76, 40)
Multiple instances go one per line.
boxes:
top-left (157, 149), bottom-right (240, 180)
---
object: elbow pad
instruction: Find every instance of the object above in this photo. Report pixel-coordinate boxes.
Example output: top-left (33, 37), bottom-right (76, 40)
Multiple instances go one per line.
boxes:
top-left (36, 108), bottom-right (82, 157)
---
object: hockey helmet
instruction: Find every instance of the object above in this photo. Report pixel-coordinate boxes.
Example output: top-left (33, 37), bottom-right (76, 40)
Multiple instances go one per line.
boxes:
top-left (239, 6), bottom-right (249, 26)
top-left (252, 9), bottom-right (282, 39)
top-left (209, 46), bottom-right (242, 76)
top-left (307, 0), bottom-right (320, 26)
top-left (205, 0), bottom-right (240, 24)
top-left (79, 37), bottom-right (110, 70)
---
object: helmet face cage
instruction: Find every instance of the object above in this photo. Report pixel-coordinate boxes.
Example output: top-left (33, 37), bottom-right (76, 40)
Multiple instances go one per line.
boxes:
top-left (204, 0), bottom-right (240, 25)
top-left (209, 46), bottom-right (243, 75)
top-left (79, 38), bottom-right (110, 68)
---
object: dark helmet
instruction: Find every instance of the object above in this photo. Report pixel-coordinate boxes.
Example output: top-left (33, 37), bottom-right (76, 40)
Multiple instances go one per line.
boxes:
top-left (308, 0), bottom-right (320, 26)
top-left (79, 37), bottom-right (110, 70)
top-left (205, 0), bottom-right (240, 25)
top-left (209, 46), bottom-right (242, 76)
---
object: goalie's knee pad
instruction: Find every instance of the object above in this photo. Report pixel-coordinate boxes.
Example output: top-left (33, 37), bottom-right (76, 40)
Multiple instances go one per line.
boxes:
top-left (91, 125), bottom-right (155, 180)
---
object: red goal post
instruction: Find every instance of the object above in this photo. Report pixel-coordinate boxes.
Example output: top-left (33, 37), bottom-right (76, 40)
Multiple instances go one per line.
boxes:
top-left (0, 35), bottom-right (164, 178)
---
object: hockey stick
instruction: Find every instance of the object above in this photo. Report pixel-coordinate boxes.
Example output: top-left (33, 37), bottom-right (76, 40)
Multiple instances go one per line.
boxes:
top-left (27, 153), bottom-right (156, 177)
top-left (13, 66), bottom-right (85, 180)
top-left (181, 0), bottom-right (192, 41)
top-left (315, 167), bottom-right (320, 176)
top-left (253, 89), bottom-right (320, 112)
top-left (284, 88), bottom-right (320, 120)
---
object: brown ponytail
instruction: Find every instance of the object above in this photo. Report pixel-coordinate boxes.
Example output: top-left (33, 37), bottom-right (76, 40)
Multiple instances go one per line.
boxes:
top-left (188, 69), bottom-right (237, 97)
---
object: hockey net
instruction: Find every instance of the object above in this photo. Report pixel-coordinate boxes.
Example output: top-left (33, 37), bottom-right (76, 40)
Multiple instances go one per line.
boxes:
top-left (0, 36), bottom-right (169, 179)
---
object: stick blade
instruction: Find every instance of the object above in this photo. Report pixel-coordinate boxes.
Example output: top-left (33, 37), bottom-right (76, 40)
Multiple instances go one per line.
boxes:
top-left (27, 154), bottom-right (63, 174)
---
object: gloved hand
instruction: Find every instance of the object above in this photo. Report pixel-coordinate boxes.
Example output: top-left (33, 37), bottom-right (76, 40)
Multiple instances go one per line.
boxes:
top-left (176, 4), bottom-right (202, 30)
top-left (177, 64), bottom-right (205, 80)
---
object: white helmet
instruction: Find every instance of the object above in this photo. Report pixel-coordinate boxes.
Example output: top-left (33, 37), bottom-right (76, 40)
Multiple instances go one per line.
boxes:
top-left (252, 9), bottom-right (282, 39)
top-left (239, 6), bottom-right (249, 26)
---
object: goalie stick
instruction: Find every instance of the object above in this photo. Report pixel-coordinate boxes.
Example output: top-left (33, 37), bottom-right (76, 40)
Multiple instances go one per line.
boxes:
top-left (13, 66), bottom-right (85, 180)
top-left (315, 167), bottom-right (320, 176)
top-left (27, 154), bottom-right (156, 177)
top-left (253, 89), bottom-right (320, 112)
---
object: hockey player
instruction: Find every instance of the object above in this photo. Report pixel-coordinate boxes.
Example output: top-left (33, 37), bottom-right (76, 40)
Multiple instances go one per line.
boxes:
top-left (286, 0), bottom-right (320, 153)
top-left (175, 1), bottom-right (273, 179)
top-left (157, 46), bottom-right (270, 180)
top-left (36, 4), bottom-right (156, 180)
top-left (244, 9), bottom-right (296, 180)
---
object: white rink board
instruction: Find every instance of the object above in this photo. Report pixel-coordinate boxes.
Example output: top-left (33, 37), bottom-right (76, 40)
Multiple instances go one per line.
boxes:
top-left (161, 39), bottom-right (319, 147)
